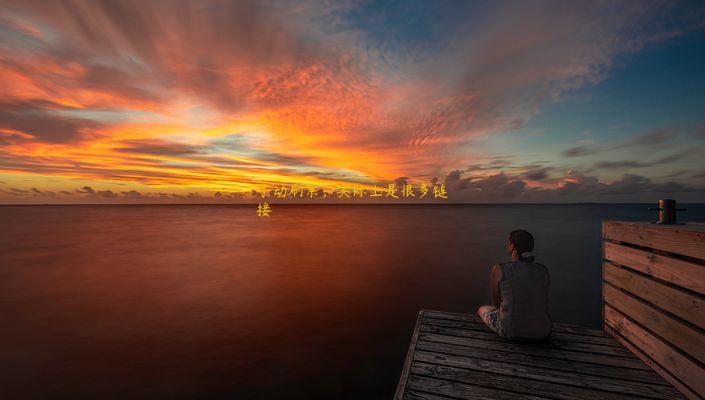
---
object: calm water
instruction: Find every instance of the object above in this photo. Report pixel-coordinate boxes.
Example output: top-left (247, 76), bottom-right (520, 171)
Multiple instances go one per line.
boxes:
top-left (1, 204), bottom-right (704, 399)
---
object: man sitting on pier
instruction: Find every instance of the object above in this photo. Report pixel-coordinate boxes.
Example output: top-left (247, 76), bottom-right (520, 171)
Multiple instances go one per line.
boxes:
top-left (477, 229), bottom-right (552, 341)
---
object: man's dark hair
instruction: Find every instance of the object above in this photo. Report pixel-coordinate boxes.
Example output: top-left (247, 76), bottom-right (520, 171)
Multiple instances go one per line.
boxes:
top-left (509, 229), bottom-right (534, 261)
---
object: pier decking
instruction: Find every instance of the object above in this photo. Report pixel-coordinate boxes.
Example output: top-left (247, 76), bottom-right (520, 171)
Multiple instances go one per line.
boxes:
top-left (395, 310), bottom-right (684, 400)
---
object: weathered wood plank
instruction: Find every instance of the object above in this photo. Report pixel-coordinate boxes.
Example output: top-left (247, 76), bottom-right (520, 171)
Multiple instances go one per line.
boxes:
top-left (398, 310), bottom-right (688, 399)
top-left (421, 318), bottom-right (554, 348)
top-left (549, 331), bottom-right (622, 347)
top-left (604, 283), bottom-right (705, 364)
top-left (551, 323), bottom-right (609, 338)
top-left (416, 339), bottom-right (665, 385)
top-left (603, 262), bottom-right (705, 330)
top-left (604, 241), bottom-right (705, 295)
top-left (603, 221), bottom-right (705, 260)
top-left (405, 375), bottom-right (501, 400)
top-left (422, 316), bottom-right (485, 328)
top-left (604, 305), bottom-right (705, 398)
top-left (418, 330), bottom-right (650, 370)
top-left (419, 324), bottom-right (636, 358)
top-left (422, 310), bottom-right (486, 323)
top-left (406, 388), bottom-right (552, 400)
top-left (411, 361), bottom-right (665, 400)
top-left (422, 316), bottom-right (621, 347)
top-left (423, 310), bottom-right (609, 338)
top-left (395, 311), bottom-right (425, 400)
top-left (414, 350), bottom-right (682, 399)
top-left (605, 326), bottom-right (702, 400)
top-left (494, 390), bottom-right (552, 400)
top-left (403, 389), bottom-right (462, 400)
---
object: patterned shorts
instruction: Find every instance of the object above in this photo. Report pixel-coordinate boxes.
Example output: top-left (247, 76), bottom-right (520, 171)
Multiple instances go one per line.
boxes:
top-left (478, 305), bottom-right (505, 337)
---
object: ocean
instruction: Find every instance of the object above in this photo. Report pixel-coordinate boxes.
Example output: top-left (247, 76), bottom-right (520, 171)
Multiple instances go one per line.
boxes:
top-left (2, 204), bottom-right (704, 399)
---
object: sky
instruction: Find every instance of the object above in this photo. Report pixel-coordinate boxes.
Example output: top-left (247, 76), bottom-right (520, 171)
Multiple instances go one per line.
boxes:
top-left (0, 0), bottom-right (704, 203)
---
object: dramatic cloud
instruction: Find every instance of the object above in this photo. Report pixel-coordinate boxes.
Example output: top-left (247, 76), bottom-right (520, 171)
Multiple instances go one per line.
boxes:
top-left (0, 1), bottom-right (703, 202)
top-left (116, 140), bottom-right (204, 157)
top-left (0, 99), bottom-right (104, 143)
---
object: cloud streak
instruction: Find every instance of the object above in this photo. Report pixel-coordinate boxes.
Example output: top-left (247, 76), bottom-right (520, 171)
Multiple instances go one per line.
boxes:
top-left (0, 1), bottom-right (703, 202)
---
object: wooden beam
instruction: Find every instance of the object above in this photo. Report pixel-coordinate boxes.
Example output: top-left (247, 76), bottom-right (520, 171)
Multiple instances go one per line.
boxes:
top-left (415, 339), bottom-right (663, 384)
top-left (604, 305), bottom-right (705, 397)
top-left (603, 221), bottom-right (705, 260)
top-left (604, 241), bottom-right (705, 296)
top-left (412, 349), bottom-right (681, 398)
top-left (403, 389), bottom-right (469, 400)
top-left (421, 324), bottom-right (636, 358)
top-left (422, 316), bottom-right (621, 347)
top-left (606, 326), bottom-right (701, 400)
top-left (410, 361), bottom-right (670, 400)
top-left (422, 310), bottom-right (610, 338)
top-left (405, 375), bottom-right (501, 400)
top-left (603, 262), bottom-right (705, 330)
top-left (604, 283), bottom-right (705, 364)
top-left (395, 310), bottom-right (425, 400)
top-left (418, 331), bottom-right (650, 370)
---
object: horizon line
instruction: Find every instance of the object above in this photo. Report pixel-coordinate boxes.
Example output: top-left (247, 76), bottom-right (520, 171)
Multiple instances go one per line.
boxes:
top-left (2, 202), bottom-right (704, 206)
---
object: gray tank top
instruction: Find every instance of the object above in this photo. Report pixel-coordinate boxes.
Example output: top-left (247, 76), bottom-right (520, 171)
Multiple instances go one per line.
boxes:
top-left (498, 261), bottom-right (552, 340)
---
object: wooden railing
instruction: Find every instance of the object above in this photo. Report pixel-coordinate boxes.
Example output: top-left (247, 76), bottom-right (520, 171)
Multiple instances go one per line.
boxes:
top-left (602, 221), bottom-right (705, 400)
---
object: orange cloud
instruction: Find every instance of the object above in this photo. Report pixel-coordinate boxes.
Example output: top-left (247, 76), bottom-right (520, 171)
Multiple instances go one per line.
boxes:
top-left (1, 0), bottom-right (699, 202)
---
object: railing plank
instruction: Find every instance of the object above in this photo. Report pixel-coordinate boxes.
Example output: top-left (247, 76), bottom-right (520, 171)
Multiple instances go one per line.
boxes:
top-left (604, 241), bottom-right (705, 295)
top-left (604, 305), bottom-right (705, 398)
top-left (603, 221), bottom-right (705, 260)
top-left (604, 284), bottom-right (705, 364)
top-left (606, 326), bottom-right (702, 400)
top-left (603, 262), bottom-right (705, 330)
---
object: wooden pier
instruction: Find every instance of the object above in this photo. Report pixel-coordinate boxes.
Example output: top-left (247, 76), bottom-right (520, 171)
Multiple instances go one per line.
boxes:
top-left (396, 221), bottom-right (705, 399)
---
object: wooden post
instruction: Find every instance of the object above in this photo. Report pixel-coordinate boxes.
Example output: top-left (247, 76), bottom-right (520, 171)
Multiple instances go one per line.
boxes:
top-left (602, 221), bottom-right (705, 400)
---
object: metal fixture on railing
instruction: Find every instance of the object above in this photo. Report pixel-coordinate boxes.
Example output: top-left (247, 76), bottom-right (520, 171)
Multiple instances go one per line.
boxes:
top-left (649, 199), bottom-right (687, 224)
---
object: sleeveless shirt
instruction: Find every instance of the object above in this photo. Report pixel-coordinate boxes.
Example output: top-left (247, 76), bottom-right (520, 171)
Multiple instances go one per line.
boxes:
top-left (498, 260), bottom-right (552, 340)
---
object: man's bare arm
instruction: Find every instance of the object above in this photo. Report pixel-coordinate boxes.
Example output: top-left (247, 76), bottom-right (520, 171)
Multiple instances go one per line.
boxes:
top-left (490, 264), bottom-right (501, 307)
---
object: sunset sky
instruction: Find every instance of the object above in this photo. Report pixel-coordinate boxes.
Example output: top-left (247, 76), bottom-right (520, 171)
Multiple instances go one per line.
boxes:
top-left (1, 0), bottom-right (704, 203)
